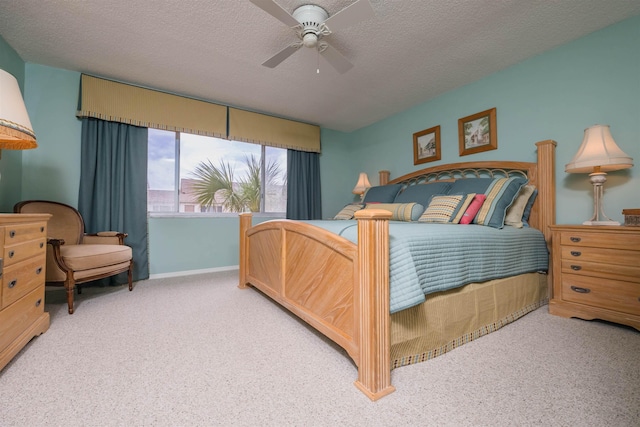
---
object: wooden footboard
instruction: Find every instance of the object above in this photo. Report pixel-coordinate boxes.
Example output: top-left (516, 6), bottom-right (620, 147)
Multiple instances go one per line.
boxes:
top-left (239, 210), bottom-right (396, 400)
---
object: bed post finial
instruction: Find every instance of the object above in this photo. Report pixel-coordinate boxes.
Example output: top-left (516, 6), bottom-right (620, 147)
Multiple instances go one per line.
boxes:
top-left (379, 170), bottom-right (390, 186)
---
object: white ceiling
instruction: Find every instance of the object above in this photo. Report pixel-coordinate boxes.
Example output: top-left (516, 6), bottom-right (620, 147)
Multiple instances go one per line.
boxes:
top-left (1, 0), bottom-right (639, 132)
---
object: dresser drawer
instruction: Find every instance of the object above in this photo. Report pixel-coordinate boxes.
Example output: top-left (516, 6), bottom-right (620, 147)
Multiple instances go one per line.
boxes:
top-left (2, 222), bottom-right (47, 246)
top-left (560, 245), bottom-right (640, 270)
top-left (559, 231), bottom-right (640, 250)
top-left (2, 237), bottom-right (46, 267)
top-left (561, 274), bottom-right (640, 316)
top-left (1, 256), bottom-right (46, 308)
top-left (561, 259), bottom-right (640, 283)
top-left (0, 287), bottom-right (45, 351)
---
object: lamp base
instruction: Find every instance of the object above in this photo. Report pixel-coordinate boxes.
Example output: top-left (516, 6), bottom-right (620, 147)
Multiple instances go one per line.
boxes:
top-left (582, 219), bottom-right (620, 226)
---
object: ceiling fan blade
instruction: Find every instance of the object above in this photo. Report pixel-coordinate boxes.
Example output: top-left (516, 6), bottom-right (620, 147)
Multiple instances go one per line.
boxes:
top-left (262, 44), bottom-right (300, 68)
top-left (249, 0), bottom-right (299, 27)
top-left (323, 0), bottom-right (375, 32)
top-left (320, 43), bottom-right (353, 74)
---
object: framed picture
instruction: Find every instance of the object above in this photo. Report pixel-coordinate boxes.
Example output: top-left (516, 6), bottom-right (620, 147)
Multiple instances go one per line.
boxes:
top-left (413, 125), bottom-right (441, 165)
top-left (458, 107), bottom-right (497, 156)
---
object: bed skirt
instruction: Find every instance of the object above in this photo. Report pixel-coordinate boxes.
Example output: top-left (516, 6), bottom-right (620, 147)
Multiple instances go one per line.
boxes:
top-left (390, 272), bottom-right (548, 368)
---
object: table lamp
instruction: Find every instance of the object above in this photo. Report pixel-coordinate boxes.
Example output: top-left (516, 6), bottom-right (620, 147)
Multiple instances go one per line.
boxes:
top-left (565, 124), bottom-right (633, 225)
top-left (0, 69), bottom-right (37, 166)
top-left (352, 172), bottom-right (371, 201)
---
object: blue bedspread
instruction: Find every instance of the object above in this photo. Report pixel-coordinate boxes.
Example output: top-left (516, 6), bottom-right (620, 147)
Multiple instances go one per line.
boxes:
top-left (303, 221), bottom-right (549, 313)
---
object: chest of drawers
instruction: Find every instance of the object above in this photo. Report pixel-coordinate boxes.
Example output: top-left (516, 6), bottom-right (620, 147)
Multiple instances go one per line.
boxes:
top-left (549, 225), bottom-right (640, 331)
top-left (0, 214), bottom-right (51, 371)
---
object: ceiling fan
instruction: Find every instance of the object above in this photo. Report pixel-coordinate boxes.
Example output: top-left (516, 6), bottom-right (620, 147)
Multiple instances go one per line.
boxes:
top-left (250, 0), bottom-right (375, 73)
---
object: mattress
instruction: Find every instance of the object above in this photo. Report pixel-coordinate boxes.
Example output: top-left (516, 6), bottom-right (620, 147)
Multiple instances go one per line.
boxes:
top-left (303, 220), bottom-right (549, 313)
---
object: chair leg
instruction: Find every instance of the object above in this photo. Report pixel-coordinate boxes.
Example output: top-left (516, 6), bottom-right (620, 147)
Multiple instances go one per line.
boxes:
top-left (65, 276), bottom-right (76, 315)
top-left (128, 261), bottom-right (133, 291)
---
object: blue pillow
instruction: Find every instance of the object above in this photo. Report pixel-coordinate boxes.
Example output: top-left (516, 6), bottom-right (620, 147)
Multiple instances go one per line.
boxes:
top-left (393, 182), bottom-right (452, 205)
top-left (362, 184), bottom-right (403, 204)
top-left (446, 178), bottom-right (494, 195)
top-left (522, 188), bottom-right (538, 227)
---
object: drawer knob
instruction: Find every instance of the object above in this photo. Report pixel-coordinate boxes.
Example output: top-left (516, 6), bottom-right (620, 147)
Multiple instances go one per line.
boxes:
top-left (40, 226), bottom-right (45, 232)
top-left (570, 236), bottom-right (581, 242)
top-left (570, 286), bottom-right (591, 294)
top-left (9, 230), bottom-right (16, 238)
top-left (35, 299), bottom-right (42, 307)
top-left (570, 251), bottom-right (581, 257)
top-left (36, 267), bottom-right (43, 275)
top-left (570, 265), bottom-right (582, 271)
top-left (8, 250), bottom-right (14, 258)
top-left (40, 242), bottom-right (44, 248)
top-left (8, 279), bottom-right (17, 289)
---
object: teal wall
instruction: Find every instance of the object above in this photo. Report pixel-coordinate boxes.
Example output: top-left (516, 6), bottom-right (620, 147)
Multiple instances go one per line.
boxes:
top-left (322, 15), bottom-right (640, 225)
top-left (23, 64), bottom-right (82, 205)
top-left (3, 15), bottom-right (640, 276)
top-left (0, 36), bottom-right (26, 211)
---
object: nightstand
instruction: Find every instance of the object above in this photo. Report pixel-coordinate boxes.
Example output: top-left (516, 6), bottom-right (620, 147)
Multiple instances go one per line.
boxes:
top-left (549, 225), bottom-right (640, 331)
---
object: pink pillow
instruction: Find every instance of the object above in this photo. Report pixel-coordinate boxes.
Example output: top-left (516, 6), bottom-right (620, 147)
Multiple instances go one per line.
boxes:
top-left (460, 194), bottom-right (487, 224)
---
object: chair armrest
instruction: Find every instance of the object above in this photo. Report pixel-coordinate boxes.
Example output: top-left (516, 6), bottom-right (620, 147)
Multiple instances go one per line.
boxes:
top-left (83, 232), bottom-right (128, 245)
top-left (46, 238), bottom-right (71, 272)
top-left (47, 238), bottom-right (66, 246)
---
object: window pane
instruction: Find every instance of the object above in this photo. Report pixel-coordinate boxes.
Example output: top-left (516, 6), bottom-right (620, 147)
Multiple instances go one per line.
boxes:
top-left (264, 146), bottom-right (287, 213)
top-left (181, 134), bottom-right (265, 213)
top-left (147, 128), bottom-right (176, 212)
top-left (148, 130), bottom-right (287, 214)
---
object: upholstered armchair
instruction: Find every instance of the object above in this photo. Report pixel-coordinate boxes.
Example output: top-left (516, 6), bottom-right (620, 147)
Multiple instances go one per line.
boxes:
top-left (14, 200), bottom-right (133, 314)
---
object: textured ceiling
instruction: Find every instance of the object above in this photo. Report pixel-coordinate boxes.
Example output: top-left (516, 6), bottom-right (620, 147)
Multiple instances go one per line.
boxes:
top-left (1, 0), bottom-right (639, 132)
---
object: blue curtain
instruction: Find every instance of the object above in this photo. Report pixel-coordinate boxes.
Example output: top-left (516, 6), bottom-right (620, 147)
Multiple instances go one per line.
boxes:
top-left (286, 149), bottom-right (322, 220)
top-left (78, 118), bottom-right (149, 282)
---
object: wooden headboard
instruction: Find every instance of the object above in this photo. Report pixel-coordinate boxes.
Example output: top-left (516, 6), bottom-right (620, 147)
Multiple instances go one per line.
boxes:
top-left (378, 140), bottom-right (556, 242)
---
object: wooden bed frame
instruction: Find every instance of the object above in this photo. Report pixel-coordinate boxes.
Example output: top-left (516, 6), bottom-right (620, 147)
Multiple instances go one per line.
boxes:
top-left (239, 140), bottom-right (556, 400)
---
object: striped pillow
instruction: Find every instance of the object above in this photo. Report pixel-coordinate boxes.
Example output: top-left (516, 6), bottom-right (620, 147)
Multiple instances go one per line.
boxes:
top-left (474, 177), bottom-right (528, 228)
top-left (334, 204), bottom-right (363, 220)
top-left (364, 202), bottom-right (424, 221)
top-left (419, 194), bottom-right (475, 223)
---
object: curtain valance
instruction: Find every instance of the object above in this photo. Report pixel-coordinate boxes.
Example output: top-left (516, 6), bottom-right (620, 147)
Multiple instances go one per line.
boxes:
top-left (77, 75), bottom-right (321, 153)
top-left (228, 108), bottom-right (320, 153)
top-left (76, 74), bottom-right (227, 138)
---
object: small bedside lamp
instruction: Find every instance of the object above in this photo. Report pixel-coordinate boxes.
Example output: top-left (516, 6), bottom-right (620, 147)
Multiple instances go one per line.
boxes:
top-left (565, 125), bottom-right (633, 225)
top-left (352, 172), bottom-right (371, 201)
top-left (0, 69), bottom-right (37, 154)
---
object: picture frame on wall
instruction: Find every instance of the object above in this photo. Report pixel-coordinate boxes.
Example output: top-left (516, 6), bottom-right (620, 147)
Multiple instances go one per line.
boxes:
top-left (413, 125), bottom-right (441, 165)
top-left (458, 107), bottom-right (497, 156)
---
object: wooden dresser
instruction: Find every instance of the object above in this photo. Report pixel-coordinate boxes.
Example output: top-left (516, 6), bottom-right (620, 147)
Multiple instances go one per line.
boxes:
top-left (549, 225), bottom-right (640, 331)
top-left (0, 214), bottom-right (51, 371)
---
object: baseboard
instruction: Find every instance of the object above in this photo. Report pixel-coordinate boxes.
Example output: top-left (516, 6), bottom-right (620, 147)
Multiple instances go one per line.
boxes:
top-left (149, 265), bottom-right (239, 280)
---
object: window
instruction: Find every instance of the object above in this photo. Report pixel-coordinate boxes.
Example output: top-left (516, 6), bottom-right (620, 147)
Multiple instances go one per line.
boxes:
top-left (147, 129), bottom-right (287, 214)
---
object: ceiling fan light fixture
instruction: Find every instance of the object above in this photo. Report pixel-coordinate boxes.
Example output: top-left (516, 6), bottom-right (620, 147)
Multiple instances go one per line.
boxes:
top-left (302, 32), bottom-right (318, 48)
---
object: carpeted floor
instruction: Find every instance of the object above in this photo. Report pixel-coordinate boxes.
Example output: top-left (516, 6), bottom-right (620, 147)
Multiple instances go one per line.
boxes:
top-left (1, 271), bottom-right (638, 427)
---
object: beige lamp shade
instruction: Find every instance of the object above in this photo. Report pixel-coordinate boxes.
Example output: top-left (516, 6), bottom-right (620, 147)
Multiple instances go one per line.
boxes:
top-left (0, 68), bottom-right (37, 149)
top-left (565, 124), bottom-right (632, 173)
top-left (352, 172), bottom-right (371, 195)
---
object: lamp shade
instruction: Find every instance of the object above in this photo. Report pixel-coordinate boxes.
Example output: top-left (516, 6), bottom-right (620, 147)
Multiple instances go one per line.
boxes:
top-left (565, 125), bottom-right (632, 173)
top-left (0, 68), bottom-right (37, 149)
top-left (352, 172), bottom-right (371, 195)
